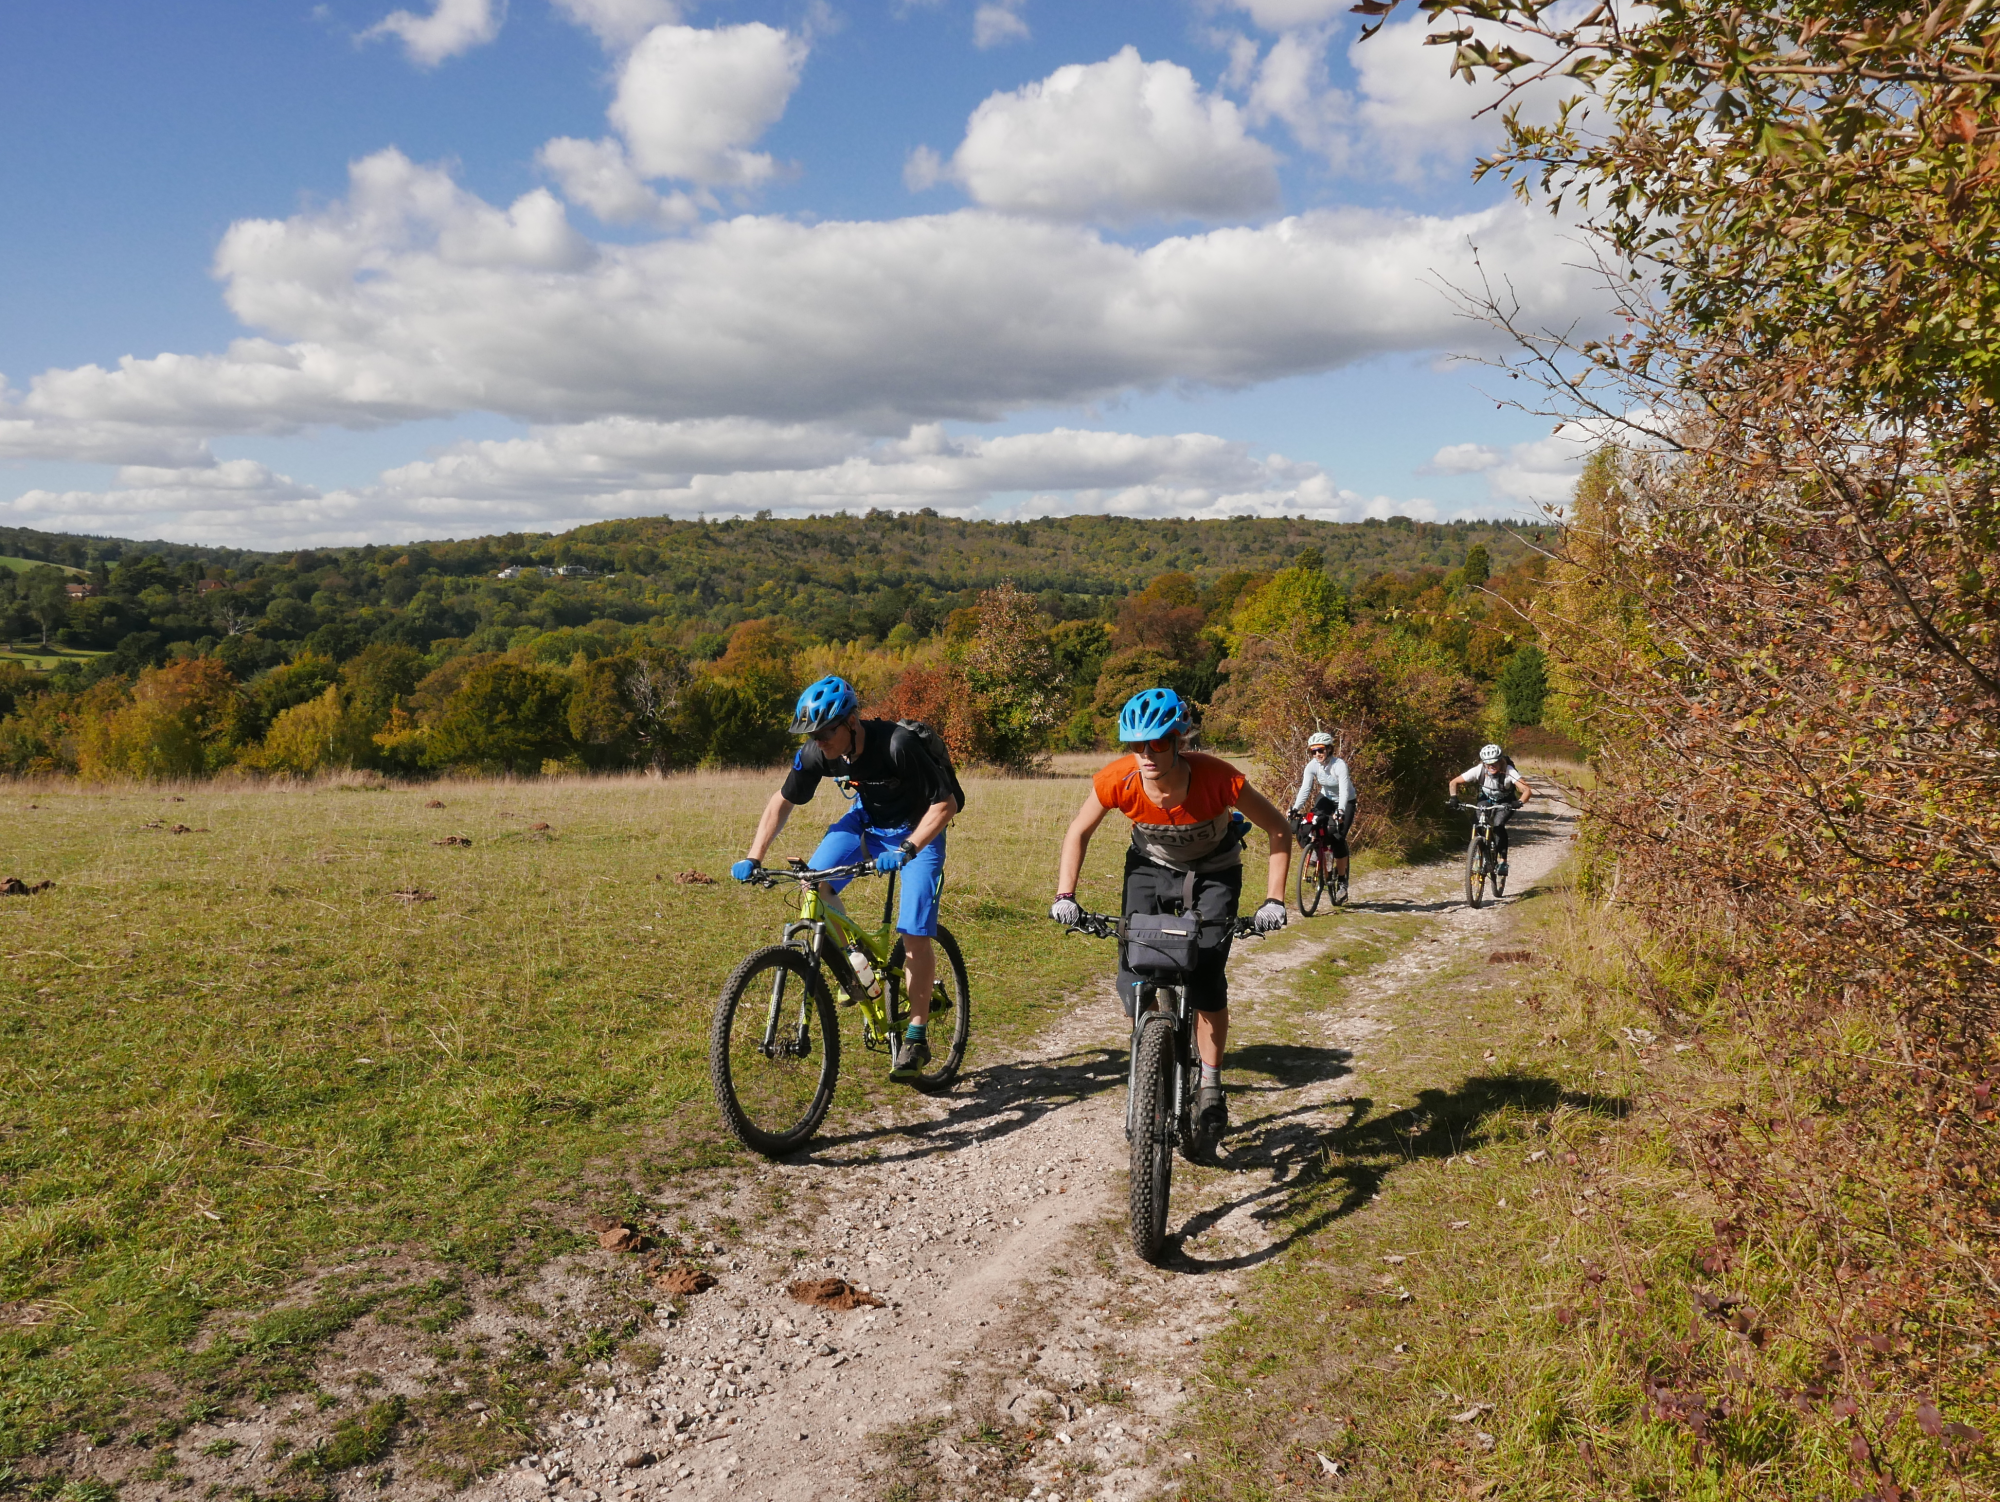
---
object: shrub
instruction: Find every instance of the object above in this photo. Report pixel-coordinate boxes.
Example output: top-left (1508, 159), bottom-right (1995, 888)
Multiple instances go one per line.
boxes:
top-left (75, 658), bottom-right (243, 780)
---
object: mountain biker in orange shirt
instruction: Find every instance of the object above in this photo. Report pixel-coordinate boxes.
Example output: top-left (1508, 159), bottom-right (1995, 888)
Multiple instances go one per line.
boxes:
top-left (1048, 688), bottom-right (1293, 1143)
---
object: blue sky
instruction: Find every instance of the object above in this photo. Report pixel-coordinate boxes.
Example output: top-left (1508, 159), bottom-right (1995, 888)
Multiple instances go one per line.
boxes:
top-left (0, 0), bottom-right (1600, 547)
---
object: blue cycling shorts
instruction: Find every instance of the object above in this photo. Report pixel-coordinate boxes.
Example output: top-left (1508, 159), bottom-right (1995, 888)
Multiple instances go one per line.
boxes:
top-left (807, 801), bottom-right (947, 937)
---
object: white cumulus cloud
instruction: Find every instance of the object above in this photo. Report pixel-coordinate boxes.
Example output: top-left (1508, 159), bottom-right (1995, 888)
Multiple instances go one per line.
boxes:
top-left (0, 149), bottom-right (1602, 449)
top-left (550, 0), bottom-right (681, 51)
top-left (921, 48), bottom-right (1281, 223)
top-left (2, 416), bottom-right (1483, 546)
top-left (608, 23), bottom-right (808, 187)
top-left (537, 135), bottom-right (699, 226)
top-left (1424, 429), bottom-right (1592, 506)
top-left (973, 1), bottom-right (1030, 49)
top-left (361, 0), bottom-right (505, 67)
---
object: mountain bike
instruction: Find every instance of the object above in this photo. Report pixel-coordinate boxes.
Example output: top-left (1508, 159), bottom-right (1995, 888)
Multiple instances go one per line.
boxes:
top-left (1449, 798), bottom-right (1511, 909)
top-left (710, 859), bottom-right (970, 1157)
top-left (1290, 808), bottom-right (1349, 916)
top-left (1064, 910), bottom-right (1261, 1263)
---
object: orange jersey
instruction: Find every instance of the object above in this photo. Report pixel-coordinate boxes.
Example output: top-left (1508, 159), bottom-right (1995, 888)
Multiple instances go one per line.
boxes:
top-left (1093, 752), bottom-right (1248, 871)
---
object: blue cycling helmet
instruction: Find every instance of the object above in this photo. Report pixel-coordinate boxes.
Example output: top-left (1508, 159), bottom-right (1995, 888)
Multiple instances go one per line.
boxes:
top-left (1118, 687), bottom-right (1189, 743)
top-left (790, 675), bottom-right (859, 735)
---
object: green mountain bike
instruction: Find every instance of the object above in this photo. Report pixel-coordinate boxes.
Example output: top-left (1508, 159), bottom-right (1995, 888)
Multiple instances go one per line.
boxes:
top-left (710, 858), bottom-right (970, 1157)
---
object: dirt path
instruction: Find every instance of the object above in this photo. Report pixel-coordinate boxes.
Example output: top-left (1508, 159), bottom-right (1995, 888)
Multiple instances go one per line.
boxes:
top-left (478, 795), bottom-right (1578, 1502)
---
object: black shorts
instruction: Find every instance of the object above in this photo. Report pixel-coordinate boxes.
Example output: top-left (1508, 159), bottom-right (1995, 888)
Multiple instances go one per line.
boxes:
top-left (1116, 852), bottom-right (1242, 1016)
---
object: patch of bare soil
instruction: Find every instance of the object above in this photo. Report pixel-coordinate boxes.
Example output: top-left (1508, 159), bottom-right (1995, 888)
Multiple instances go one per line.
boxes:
top-left (81, 794), bottom-right (1577, 1502)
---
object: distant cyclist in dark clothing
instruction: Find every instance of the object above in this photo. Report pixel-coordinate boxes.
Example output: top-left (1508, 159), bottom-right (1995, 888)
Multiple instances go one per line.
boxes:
top-left (731, 676), bottom-right (959, 1081)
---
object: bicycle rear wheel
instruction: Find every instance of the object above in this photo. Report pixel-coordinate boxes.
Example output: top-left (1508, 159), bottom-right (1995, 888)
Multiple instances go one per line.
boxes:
top-left (710, 946), bottom-right (840, 1158)
top-left (1465, 829), bottom-right (1486, 909)
top-left (885, 925), bottom-right (971, 1092)
top-left (1128, 1016), bottom-right (1177, 1263)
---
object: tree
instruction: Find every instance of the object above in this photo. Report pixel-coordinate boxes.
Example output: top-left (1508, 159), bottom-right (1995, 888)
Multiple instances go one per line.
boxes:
top-left (76, 658), bottom-right (243, 779)
top-left (1494, 642), bottom-right (1545, 727)
top-left (243, 686), bottom-right (374, 775)
top-left (962, 582), bottom-right (1064, 772)
top-left (23, 567), bottom-right (69, 647)
top-left (424, 661), bottom-right (576, 773)
top-left (1227, 564), bottom-right (1348, 656)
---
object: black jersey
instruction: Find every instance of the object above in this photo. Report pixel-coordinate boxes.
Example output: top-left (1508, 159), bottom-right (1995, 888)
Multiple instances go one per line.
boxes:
top-left (780, 718), bottom-right (950, 829)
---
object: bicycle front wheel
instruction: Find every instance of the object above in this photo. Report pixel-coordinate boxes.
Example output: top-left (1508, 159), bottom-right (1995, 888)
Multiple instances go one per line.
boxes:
top-left (710, 946), bottom-right (840, 1158)
top-left (1296, 840), bottom-right (1327, 917)
top-left (1465, 829), bottom-right (1486, 909)
top-left (885, 924), bottom-right (971, 1092)
top-left (1129, 1017), bottom-right (1177, 1263)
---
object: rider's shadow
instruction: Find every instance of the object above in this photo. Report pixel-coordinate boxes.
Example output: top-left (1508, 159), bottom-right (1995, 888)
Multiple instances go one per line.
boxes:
top-left (1167, 1073), bottom-right (1630, 1273)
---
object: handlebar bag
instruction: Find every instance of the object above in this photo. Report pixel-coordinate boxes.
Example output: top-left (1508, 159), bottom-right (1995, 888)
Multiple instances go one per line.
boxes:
top-left (1120, 869), bottom-right (1202, 978)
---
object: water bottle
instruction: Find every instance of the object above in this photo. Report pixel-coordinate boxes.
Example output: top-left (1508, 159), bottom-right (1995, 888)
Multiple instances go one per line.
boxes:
top-left (847, 947), bottom-right (879, 997)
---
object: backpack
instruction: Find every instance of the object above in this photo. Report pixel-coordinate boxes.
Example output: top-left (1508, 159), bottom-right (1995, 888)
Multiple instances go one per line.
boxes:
top-left (897, 719), bottom-right (967, 815)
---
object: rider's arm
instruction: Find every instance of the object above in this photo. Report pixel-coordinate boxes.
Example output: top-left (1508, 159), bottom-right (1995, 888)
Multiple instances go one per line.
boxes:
top-left (1055, 790), bottom-right (1112, 896)
top-left (745, 789), bottom-right (796, 863)
top-left (905, 797), bottom-right (955, 852)
top-left (1333, 758), bottom-right (1353, 814)
top-left (1512, 769), bottom-right (1534, 805)
top-left (1233, 784), bottom-right (1293, 903)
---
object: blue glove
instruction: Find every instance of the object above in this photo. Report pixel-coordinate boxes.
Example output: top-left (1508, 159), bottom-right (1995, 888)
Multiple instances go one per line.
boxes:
top-left (875, 846), bottom-right (911, 874)
top-left (731, 858), bottom-right (761, 883)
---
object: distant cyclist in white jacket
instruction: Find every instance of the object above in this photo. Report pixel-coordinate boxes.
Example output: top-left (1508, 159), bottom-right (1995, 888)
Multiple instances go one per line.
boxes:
top-left (1291, 731), bottom-right (1355, 889)
top-left (1447, 743), bottom-right (1534, 877)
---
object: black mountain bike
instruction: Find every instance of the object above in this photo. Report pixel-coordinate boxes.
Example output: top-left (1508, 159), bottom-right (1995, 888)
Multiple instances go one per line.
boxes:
top-left (1449, 798), bottom-right (1511, 909)
top-left (1065, 910), bottom-right (1261, 1263)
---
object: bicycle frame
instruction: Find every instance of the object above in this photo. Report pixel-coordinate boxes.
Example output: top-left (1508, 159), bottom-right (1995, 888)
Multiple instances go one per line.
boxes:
top-left (778, 864), bottom-right (903, 1052)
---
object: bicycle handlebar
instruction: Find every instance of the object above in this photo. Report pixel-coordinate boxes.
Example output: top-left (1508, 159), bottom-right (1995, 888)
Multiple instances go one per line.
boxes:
top-left (749, 859), bottom-right (877, 888)
top-left (1062, 910), bottom-right (1263, 940)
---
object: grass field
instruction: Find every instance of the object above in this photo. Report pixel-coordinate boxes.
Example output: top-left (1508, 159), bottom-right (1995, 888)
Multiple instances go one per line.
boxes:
top-left (0, 559), bottom-right (87, 578)
top-left (0, 645), bottom-right (110, 673)
top-left (0, 768), bottom-right (1155, 1470)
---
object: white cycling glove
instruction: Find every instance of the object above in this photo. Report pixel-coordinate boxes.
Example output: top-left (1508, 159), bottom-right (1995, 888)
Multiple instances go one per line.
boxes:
top-left (1252, 899), bottom-right (1289, 933)
top-left (1049, 897), bottom-right (1082, 927)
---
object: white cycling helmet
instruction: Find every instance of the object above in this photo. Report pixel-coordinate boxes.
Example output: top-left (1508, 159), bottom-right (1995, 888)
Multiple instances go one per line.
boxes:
top-left (1307, 731), bottom-right (1334, 750)
top-left (1479, 742), bottom-right (1504, 764)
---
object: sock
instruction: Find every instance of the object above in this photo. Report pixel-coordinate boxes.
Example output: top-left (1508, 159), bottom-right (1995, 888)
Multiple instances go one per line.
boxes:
top-left (1199, 1064), bottom-right (1221, 1087)
top-left (904, 1022), bottom-right (927, 1041)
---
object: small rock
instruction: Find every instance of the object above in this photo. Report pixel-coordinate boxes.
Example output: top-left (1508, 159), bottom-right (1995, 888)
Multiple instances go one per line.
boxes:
top-left (618, 1448), bottom-right (652, 1469)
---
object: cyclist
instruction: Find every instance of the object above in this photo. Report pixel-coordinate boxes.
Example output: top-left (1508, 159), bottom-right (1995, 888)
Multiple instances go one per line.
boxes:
top-left (731, 675), bottom-right (960, 1082)
top-left (1290, 730), bottom-right (1354, 893)
top-left (1048, 687), bottom-right (1293, 1142)
top-left (1446, 742), bottom-right (1534, 878)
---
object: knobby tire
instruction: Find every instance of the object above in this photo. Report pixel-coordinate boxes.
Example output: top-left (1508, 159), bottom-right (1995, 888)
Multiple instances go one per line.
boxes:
top-left (1296, 838), bottom-right (1327, 916)
top-left (885, 925), bottom-right (971, 1092)
top-left (1129, 1017), bottom-right (1177, 1263)
top-left (1466, 828), bottom-right (1486, 909)
top-left (710, 945), bottom-right (841, 1158)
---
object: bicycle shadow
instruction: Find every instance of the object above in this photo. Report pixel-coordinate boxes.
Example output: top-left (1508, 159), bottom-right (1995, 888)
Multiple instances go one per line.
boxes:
top-left (797, 1045), bottom-right (1129, 1165)
top-left (1164, 1072), bottom-right (1630, 1274)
